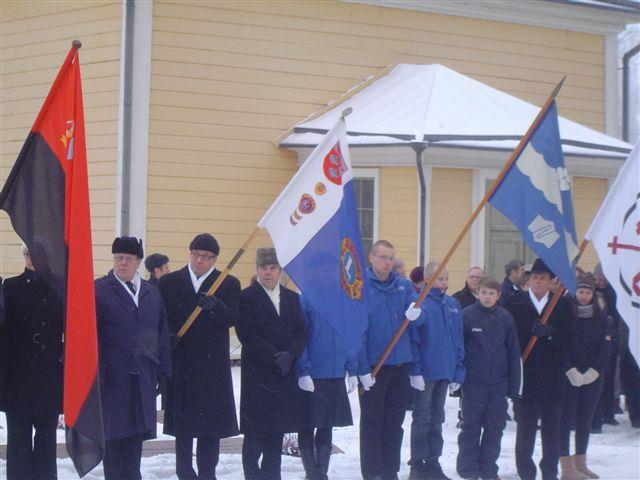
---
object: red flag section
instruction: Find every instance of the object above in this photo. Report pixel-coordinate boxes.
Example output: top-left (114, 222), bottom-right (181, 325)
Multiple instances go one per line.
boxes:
top-left (0, 41), bottom-right (104, 477)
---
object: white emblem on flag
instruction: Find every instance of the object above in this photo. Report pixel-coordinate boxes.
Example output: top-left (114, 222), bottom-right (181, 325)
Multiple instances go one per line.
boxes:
top-left (528, 215), bottom-right (560, 248)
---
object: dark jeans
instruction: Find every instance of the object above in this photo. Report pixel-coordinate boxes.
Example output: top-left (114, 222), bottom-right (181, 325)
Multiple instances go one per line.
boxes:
top-left (242, 431), bottom-right (284, 480)
top-left (592, 354), bottom-right (617, 428)
top-left (560, 378), bottom-right (603, 456)
top-left (5, 411), bottom-right (58, 480)
top-left (620, 352), bottom-right (640, 423)
top-left (298, 427), bottom-right (332, 449)
top-left (456, 382), bottom-right (508, 479)
top-left (103, 434), bottom-right (144, 480)
top-left (359, 363), bottom-right (411, 480)
top-left (410, 379), bottom-right (448, 467)
top-left (515, 395), bottom-right (564, 480)
top-left (175, 434), bottom-right (220, 480)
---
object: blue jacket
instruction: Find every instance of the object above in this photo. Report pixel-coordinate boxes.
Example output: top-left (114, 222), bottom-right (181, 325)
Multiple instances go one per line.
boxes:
top-left (462, 302), bottom-right (522, 398)
top-left (297, 296), bottom-right (358, 379)
top-left (411, 288), bottom-right (465, 383)
top-left (358, 268), bottom-right (422, 374)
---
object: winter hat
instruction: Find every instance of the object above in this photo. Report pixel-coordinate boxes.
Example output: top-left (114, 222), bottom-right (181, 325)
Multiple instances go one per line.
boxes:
top-left (530, 258), bottom-right (555, 278)
top-left (144, 253), bottom-right (169, 273)
top-left (189, 233), bottom-right (220, 255)
top-left (409, 266), bottom-right (424, 284)
top-left (256, 247), bottom-right (279, 267)
top-left (577, 272), bottom-right (596, 291)
top-left (112, 236), bottom-right (144, 258)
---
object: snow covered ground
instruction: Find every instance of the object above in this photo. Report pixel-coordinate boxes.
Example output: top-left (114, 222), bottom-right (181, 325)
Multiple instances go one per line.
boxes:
top-left (1, 366), bottom-right (639, 479)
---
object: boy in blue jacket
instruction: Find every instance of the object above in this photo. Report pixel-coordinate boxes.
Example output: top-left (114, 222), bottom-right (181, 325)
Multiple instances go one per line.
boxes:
top-left (409, 262), bottom-right (465, 480)
top-left (456, 276), bottom-right (521, 480)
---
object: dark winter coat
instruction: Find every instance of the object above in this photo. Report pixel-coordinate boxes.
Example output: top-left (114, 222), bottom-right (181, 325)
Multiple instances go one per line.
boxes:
top-left (453, 283), bottom-right (477, 310)
top-left (237, 282), bottom-right (308, 434)
top-left (158, 266), bottom-right (240, 438)
top-left (568, 304), bottom-right (611, 375)
top-left (0, 279), bottom-right (4, 327)
top-left (0, 269), bottom-right (63, 415)
top-left (411, 288), bottom-right (465, 383)
top-left (296, 295), bottom-right (358, 379)
top-left (504, 290), bottom-right (574, 400)
top-left (95, 271), bottom-right (171, 441)
top-left (499, 277), bottom-right (521, 307)
top-left (462, 302), bottom-right (522, 398)
top-left (358, 268), bottom-right (421, 373)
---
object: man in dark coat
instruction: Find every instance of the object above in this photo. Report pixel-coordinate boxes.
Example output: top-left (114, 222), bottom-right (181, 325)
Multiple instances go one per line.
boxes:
top-left (145, 253), bottom-right (170, 286)
top-left (96, 237), bottom-right (171, 480)
top-left (158, 233), bottom-right (240, 480)
top-left (500, 259), bottom-right (524, 306)
top-left (453, 266), bottom-right (484, 310)
top-left (504, 259), bottom-right (574, 480)
top-left (0, 245), bottom-right (63, 480)
top-left (237, 247), bottom-right (308, 480)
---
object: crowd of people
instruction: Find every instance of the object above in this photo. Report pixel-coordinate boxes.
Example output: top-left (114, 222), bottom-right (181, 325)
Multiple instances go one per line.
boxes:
top-left (0, 234), bottom-right (638, 480)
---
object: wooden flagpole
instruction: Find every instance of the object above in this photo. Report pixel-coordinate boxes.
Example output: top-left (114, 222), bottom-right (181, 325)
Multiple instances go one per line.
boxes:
top-left (369, 76), bottom-right (567, 379)
top-left (521, 238), bottom-right (589, 362)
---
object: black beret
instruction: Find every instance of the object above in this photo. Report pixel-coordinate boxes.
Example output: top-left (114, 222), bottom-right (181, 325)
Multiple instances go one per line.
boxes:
top-left (144, 253), bottom-right (169, 272)
top-left (112, 236), bottom-right (144, 259)
top-left (189, 233), bottom-right (220, 256)
top-left (530, 258), bottom-right (555, 278)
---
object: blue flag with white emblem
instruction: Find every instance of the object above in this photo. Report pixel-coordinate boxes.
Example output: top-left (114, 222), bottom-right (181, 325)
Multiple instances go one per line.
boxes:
top-left (258, 117), bottom-right (369, 359)
top-left (489, 101), bottom-right (579, 293)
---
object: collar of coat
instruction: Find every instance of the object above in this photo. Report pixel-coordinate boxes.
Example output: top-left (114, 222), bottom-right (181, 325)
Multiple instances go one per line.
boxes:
top-left (107, 270), bottom-right (152, 305)
top-left (249, 280), bottom-right (283, 319)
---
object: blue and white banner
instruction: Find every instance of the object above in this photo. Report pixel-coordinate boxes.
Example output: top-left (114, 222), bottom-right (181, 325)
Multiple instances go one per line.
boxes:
top-left (490, 101), bottom-right (579, 293)
top-left (259, 117), bottom-right (368, 359)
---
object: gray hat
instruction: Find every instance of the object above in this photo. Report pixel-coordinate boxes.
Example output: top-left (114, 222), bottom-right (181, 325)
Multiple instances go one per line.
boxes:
top-left (256, 247), bottom-right (279, 267)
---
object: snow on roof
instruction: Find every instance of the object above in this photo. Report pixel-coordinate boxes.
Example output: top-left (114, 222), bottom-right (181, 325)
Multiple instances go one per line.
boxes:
top-left (279, 64), bottom-right (633, 159)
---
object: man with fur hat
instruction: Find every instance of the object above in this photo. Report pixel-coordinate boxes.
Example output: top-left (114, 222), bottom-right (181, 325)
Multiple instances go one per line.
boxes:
top-left (504, 258), bottom-right (575, 480)
top-left (95, 237), bottom-right (171, 480)
top-left (237, 247), bottom-right (308, 480)
top-left (158, 233), bottom-right (240, 480)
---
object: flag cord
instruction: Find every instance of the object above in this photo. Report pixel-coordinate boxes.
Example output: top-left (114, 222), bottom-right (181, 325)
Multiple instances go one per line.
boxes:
top-left (367, 76), bottom-right (567, 382)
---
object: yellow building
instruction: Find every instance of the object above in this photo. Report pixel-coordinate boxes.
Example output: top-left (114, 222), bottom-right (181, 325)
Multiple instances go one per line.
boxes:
top-left (1, 0), bottom-right (637, 290)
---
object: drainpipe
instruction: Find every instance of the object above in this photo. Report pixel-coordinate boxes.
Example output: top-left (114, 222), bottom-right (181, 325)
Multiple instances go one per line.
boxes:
top-left (622, 43), bottom-right (640, 142)
top-left (120, 0), bottom-right (136, 235)
top-left (412, 142), bottom-right (428, 266)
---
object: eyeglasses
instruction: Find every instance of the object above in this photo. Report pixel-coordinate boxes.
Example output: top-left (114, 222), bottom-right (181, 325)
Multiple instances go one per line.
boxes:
top-left (373, 254), bottom-right (394, 263)
top-left (191, 251), bottom-right (216, 261)
top-left (114, 254), bottom-right (138, 263)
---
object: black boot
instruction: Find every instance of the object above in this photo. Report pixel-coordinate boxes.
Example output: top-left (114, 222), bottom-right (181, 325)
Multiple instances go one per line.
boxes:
top-left (300, 448), bottom-right (322, 480)
top-left (316, 445), bottom-right (331, 480)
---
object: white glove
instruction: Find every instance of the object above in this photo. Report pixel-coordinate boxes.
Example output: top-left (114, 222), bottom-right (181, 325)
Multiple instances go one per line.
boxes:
top-left (359, 373), bottom-right (376, 391)
top-left (565, 367), bottom-right (584, 387)
top-left (298, 375), bottom-right (315, 392)
top-left (405, 302), bottom-right (421, 322)
top-left (449, 382), bottom-right (461, 394)
top-left (582, 368), bottom-right (600, 385)
top-left (346, 375), bottom-right (358, 393)
top-left (410, 375), bottom-right (426, 391)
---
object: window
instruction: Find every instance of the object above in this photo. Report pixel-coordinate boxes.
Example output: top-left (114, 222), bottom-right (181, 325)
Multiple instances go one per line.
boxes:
top-left (352, 170), bottom-right (378, 257)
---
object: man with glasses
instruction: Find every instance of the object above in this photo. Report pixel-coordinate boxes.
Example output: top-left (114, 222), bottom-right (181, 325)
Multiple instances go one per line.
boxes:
top-left (358, 240), bottom-right (423, 480)
top-left (452, 266), bottom-right (485, 310)
top-left (95, 237), bottom-right (171, 480)
top-left (158, 233), bottom-right (240, 480)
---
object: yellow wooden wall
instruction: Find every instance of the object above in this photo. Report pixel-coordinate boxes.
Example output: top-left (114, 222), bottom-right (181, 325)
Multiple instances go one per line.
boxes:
top-left (573, 176), bottom-right (608, 272)
top-left (0, 1), bottom-right (121, 278)
top-left (146, 0), bottom-right (606, 286)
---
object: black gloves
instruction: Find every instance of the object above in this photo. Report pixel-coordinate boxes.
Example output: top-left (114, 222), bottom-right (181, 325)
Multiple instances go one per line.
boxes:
top-left (273, 351), bottom-right (294, 376)
top-left (531, 321), bottom-right (555, 338)
top-left (157, 375), bottom-right (169, 397)
top-left (198, 293), bottom-right (221, 312)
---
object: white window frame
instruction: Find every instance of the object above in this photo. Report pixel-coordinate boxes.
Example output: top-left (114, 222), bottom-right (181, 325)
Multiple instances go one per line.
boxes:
top-left (352, 168), bottom-right (380, 248)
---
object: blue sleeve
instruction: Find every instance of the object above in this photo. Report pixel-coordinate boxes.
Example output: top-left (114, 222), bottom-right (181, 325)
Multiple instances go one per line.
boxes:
top-left (410, 322), bottom-right (423, 376)
top-left (357, 327), bottom-right (371, 375)
top-left (453, 311), bottom-right (466, 384)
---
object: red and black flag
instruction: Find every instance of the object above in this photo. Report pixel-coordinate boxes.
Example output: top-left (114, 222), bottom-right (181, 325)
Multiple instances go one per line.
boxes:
top-left (0, 41), bottom-right (104, 476)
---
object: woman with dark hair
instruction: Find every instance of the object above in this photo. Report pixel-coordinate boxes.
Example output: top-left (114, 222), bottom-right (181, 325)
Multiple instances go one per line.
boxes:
top-left (559, 273), bottom-right (611, 479)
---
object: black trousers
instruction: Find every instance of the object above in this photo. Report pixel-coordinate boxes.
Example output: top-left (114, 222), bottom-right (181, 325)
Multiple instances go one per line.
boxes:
top-left (358, 364), bottom-right (410, 480)
top-left (175, 434), bottom-right (220, 480)
top-left (242, 431), bottom-right (284, 480)
top-left (456, 382), bottom-right (508, 480)
top-left (103, 434), bottom-right (144, 480)
top-left (514, 394), bottom-right (564, 480)
top-left (298, 427), bottom-right (332, 449)
top-left (592, 354), bottom-right (617, 428)
top-left (5, 411), bottom-right (58, 480)
top-left (559, 378), bottom-right (603, 456)
top-left (620, 352), bottom-right (640, 423)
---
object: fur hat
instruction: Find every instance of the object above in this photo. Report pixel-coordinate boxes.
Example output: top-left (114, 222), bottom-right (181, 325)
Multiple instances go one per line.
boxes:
top-left (256, 247), bottom-right (279, 267)
top-left (576, 272), bottom-right (596, 291)
top-left (530, 258), bottom-right (555, 278)
top-left (189, 233), bottom-right (220, 255)
top-left (112, 236), bottom-right (144, 258)
top-left (144, 253), bottom-right (169, 272)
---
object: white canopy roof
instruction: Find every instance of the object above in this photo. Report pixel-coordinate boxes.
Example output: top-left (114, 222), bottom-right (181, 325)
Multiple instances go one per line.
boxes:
top-left (279, 63), bottom-right (632, 159)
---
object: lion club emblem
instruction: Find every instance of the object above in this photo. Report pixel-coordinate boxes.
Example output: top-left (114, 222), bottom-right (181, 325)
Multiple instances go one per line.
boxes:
top-left (340, 237), bottom-right (364, 300)
top-left (323, 142), bottom-right (348, 185)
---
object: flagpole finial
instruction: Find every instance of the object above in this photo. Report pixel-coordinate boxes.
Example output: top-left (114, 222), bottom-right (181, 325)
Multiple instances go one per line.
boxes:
top-left (340, 107), bottom-right (353, 120)
top-left (551, 76), bottom-right (566, 99)
top-left (72, 40), bottom-right (82, 50)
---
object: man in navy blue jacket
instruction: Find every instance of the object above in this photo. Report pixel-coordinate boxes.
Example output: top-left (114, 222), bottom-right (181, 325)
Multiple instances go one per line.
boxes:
top-left (409, 262), bottom-right (465, 480)
top-left (456, 276), bottom-right (522, 480)
top-left (358, 240), bottom-right (423, 480)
